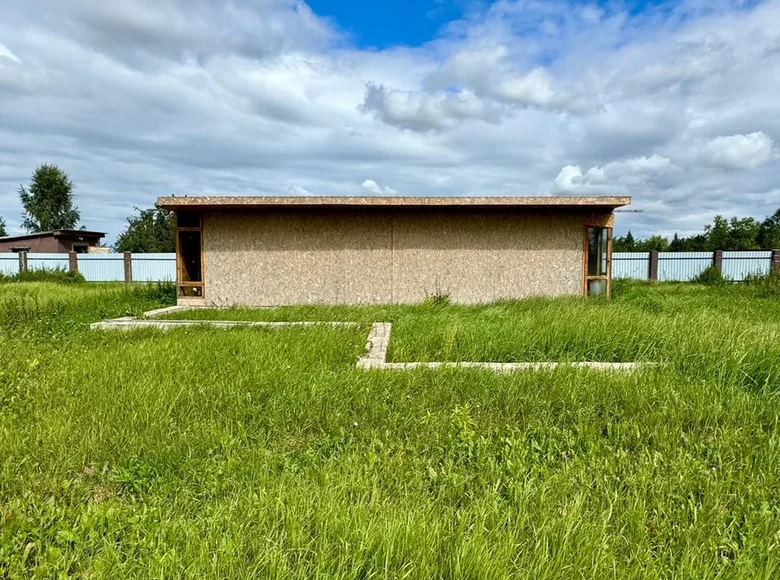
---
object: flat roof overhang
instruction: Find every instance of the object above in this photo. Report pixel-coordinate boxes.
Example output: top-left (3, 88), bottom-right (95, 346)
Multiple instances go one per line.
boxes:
top-left (157, 195), bottom-right (632, 212)
top-left (0, 230), bottom-right (106, 243)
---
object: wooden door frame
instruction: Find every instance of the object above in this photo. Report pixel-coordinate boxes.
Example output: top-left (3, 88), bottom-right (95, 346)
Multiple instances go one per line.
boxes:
top-left (582, 224), bottom-right (613, 297)
top-left (175, 212), bottom-right (205, 299)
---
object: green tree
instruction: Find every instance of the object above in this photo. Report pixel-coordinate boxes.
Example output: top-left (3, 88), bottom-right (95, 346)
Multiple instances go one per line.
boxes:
top-left (0, 217), bottom-right (7, 237)
top-left (18, 164), bottom-right (80, 232)
top-left (114, 208), bottom-right (176, 253)
top-left (704, 215), bottom-right (729, 251)
top-left (612, 230), bottom-right (636, 252)
top-left (758, 209), bottom-right (780, 249)
top-left (725, 217), bottom-right (760, 250)
top-left (669, 233), bottom-right (684, 251)
top-left (678, 233), bottom-right (709, 251)
top-left (637, 235), bottom-right (670, 252)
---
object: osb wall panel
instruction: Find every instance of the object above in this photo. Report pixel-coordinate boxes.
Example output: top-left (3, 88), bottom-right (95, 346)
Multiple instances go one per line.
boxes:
top-left (392, 212), bottom-right (583, 303)
top-left (202, 210), bottom-right (597, 306)
top-left (203, 211), bottom-right (393, 306)
top-left (583, 213), bottom-right (615, 228)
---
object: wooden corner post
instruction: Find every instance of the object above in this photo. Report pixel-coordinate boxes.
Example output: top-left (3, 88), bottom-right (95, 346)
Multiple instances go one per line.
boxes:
top-left (772, 249), bottom-right (780, 275)
top-left (68, 251), bottom-right (78, 273)
top-left (123, 252), bottom-right (133, 283)
top-left (648, 251), bottom-right (659, 281)
top-left (713, 250), bottom-right (723, 270)
top-left (18, 251), bottom-right (27, 273)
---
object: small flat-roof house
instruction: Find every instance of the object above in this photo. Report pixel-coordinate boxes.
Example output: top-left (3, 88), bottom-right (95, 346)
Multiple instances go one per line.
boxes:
top-left (156, 196), bottom-right (631, 306)
top-left (0, 230), bottom-right (106, 254)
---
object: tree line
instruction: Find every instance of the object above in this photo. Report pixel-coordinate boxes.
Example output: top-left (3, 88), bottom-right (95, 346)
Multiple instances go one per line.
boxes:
top-left (614, 210), bottom-right (780, 252)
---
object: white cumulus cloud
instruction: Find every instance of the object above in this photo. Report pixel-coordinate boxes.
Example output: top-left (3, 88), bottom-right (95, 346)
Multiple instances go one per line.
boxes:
top-left (700, 132), bottom-right (775, 170)
top-left (360, 82), bottom-right (501, 132)
top-left (553, 155), bottom-right (673, 194)
top-left (361, 179), bottom-right (398, 195)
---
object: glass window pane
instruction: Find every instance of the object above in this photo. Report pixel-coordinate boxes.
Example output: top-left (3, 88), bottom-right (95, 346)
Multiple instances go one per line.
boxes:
top-left (588, 279), bottom-right (607, 296)
top-left (587, 228), bottom-right (608, 277)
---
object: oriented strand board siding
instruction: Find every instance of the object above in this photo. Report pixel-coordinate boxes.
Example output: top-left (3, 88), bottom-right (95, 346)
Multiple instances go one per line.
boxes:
top-left (392, 212), bottom-right (583, 302)
top-left (203, 211), bottom-right (393, 305)
top-left (203, 210), bottom-right (584, 305)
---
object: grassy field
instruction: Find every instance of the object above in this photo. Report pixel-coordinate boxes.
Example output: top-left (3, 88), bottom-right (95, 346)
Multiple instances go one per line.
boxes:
top-left (2, 280), bottom-right (780, 578)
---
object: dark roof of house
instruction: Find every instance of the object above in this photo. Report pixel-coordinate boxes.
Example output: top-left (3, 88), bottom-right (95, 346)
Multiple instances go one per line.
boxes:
top-left (0, 230), bottom-right (106, 242)
top-left (157, 195), bottom-right (631, 211)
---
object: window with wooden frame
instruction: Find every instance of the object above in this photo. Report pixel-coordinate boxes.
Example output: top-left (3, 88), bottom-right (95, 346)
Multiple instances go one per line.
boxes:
top-left (583, 226), bottom-right (612, 296)
top-left (176, 212), bottom-right (204, 298)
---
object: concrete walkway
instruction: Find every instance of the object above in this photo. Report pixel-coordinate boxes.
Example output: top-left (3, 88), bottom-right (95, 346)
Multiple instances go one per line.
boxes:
top-left (90, 318), bottom-right (360, 331)
top-left (356, 322), bottom-right (649, 373)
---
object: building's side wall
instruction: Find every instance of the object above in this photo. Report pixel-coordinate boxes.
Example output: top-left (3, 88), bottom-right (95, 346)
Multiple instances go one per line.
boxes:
top-left (0, 235), bottom-right (102, 253)
top-left (202, 210), bottom-right (588, 306)
top-left (392, 212), bottom-right (583, 302)
top-left (203, 211), bottom-right (394, 306)
top-left (0, 236), bottom-right (60, 253)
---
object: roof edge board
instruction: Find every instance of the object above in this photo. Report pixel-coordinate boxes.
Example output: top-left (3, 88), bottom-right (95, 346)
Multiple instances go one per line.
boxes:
top-left (157, 195), bottom-right (632, 211)
top-left (0, 230), bottom-right (106, 242)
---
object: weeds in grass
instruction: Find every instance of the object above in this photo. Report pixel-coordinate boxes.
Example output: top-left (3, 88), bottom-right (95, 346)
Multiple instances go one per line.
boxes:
top-left (743, 271), bottom-right (780, 297)
top-left (0, 267), bottom-right (86, 284)
top-left (132, 280), bottom-right (176, 304)
top-left (423, 286), bottom-right (451, 307)
top-left (1, 281), bottom-right (779, 578)
top-left (692, 265), bottom-right (728, 285)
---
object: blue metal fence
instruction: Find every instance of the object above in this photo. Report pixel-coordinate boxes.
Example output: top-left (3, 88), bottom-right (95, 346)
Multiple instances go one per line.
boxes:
top-left (78, 254), bottom-right (125, 282)
top-left (613, 250), bottom-right (777, 281)
top-left (1, 252), bottom-right (176, 280)
top-left (658, 252), bottom-right (713, 282)
top-left (611, 252), bottom-right (650, 280)
top-left (132, 253), bottom-right (176, 282)
top-left (0, 254), bottom-right (19, 275)
top-left (2, 251), bottom-right (777, 283)
top-left (27, 253), bottom-right (70, 272)
top-left (722, 251), bottom-right (772, 281)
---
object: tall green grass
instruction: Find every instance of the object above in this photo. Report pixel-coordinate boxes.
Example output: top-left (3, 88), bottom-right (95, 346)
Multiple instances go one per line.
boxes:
top-left (0, 282), bottom-right (175, 339)
top-left (0, 267), bottom-right (86, 285)
top-left (1, 281), bottom-right (780, 578)
top-left (161, 281), bottom-right (780, 386)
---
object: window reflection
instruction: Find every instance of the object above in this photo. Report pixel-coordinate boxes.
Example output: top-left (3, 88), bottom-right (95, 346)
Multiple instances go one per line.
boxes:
top-left (587, 228), bottom-right (608, 277)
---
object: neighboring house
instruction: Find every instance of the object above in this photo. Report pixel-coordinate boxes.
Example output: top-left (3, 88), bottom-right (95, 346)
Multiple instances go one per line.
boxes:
top-left (156, 196), bottom-right (630, 306)
top-left (0, 230), bottom-right (106, 254)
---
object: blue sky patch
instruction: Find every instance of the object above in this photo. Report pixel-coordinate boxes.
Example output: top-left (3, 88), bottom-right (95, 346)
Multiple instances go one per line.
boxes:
top-left (308, 0), bottom-right (471, 48)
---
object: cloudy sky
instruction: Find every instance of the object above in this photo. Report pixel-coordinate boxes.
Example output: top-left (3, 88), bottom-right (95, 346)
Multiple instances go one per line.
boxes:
top-left (1, 0), bottom-right (779, 243)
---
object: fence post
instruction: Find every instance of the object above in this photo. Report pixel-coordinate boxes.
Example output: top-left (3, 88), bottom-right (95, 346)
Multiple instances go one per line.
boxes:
top-left (124, 252), bottom-right (133, 283)
top-left (648, 251), bottom-right (659, 281)
top-left (68, 251), bottom-right (78, 273)
top-left (772, 249), bottom-right (780, 275)
top-left (18, 251), bottom-right (27, 273)
top-left (713, 250), bottom-right (723, 271)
